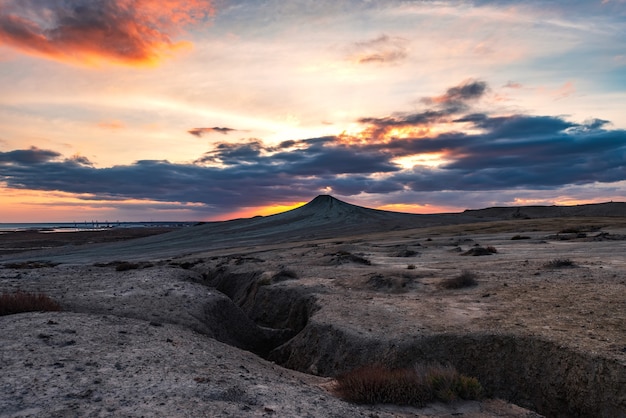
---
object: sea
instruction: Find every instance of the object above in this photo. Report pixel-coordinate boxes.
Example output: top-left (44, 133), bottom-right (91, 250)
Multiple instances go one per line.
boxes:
top-left (0, 221), bottom-right (198, 233)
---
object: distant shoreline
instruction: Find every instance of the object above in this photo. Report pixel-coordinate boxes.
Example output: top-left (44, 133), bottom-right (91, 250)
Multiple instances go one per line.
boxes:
top-left (0, 222), bottom-right (199, 233)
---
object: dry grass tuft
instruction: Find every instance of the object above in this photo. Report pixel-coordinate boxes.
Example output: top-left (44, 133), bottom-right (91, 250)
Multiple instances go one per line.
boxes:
top-left (334, 363), bottom-right (482, 406)
top-left (327, 250), bottom-right (371, 265)
top-left (93, 261), bottom-right (151, 271)
top-left (440, 270), bottom-right (478, 289)
top-left (461, 246), bottom-right (497, 256)
top-left (0, 290), bottom-right (62, 316)
top-left (544, 258), bottom-right (576, 268)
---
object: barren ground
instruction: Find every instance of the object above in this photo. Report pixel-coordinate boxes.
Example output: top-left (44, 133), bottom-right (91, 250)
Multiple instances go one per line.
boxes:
top-left (1, 214), bottom-right (625, 417)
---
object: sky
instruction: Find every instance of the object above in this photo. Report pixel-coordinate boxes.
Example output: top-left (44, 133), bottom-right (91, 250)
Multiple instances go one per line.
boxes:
top-left (0, 0), bottom-right (625, 222)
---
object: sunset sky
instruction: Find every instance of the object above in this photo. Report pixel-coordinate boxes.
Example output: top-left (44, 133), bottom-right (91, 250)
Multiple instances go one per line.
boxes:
top-left (1, 0), bottom-right (625, 222)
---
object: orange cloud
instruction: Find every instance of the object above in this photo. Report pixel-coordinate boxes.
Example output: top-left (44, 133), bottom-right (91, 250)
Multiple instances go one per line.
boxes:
top-left (338, 125), bottom-right (433, 145)
top-left (552, 81), bottom-right (576, 101)
top-left (0, 0), bottom-right (214, 67)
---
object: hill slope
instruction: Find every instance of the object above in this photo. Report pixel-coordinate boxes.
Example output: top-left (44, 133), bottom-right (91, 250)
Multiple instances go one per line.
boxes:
top-left (2, 196), bottom-right (624, 263)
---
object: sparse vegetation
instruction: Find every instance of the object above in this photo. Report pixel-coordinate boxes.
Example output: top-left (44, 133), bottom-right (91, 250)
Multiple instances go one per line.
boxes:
top-left (170, 259), bottom-right (203, 269)
top-left (544, 258), bottom-right (576, 268)
top-left (3, 260), bottom-right (59, 269)
top-left (367, 274), bottom-right (412, 292)
top-left (395, 248), bottom-right (419, 257)
top-left (461, 246), bottom-right (497, 256)
top-left (93, 261), bottom-right (151, 271)
top-left (327, 250), bottom-right (371, 265)
top-left (115, 262), bottom-right (141, 271)
top-left (334, 362), bottom-right (482, 406)
top-left (440, 270), bottom-right (478, 289)
top-left (0, 290), bottom-right (62, 316)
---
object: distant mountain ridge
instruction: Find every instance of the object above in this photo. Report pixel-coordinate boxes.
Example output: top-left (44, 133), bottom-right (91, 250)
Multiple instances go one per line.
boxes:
top-left (463, 201), bottom-right (626, 219)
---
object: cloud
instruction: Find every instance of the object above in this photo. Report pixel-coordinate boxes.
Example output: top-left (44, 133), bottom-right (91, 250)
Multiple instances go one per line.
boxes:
top-left (355, 79), bottom-right (489, 140)
top-left (503, 81), bottom-right (523, 89)
top-left (422, 79), bottom-right (488, 108)
top-left (0, 0), bottom-right (214, 66)
top-left (188, 127), bottom-right (237, 137)
top-left (348, 34), bottom-right (409, 64)
top-left (1, 80), bottom-right (624, 217)
top-left (0, 146), bottom-right (60, 164)
top-left (551, 81), bottom-right (576, 101)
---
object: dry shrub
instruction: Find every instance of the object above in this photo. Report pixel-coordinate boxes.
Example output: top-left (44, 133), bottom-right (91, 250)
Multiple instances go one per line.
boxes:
top-left (395, 248), bottom-right (419, 257)
top-left (115, 262), bottom-right (140, 271)
top-left (461, 246), bottom-right (496, 256)
top-left (367, 274), bottom-right (412, 292)
top-left (334, 363), bottom-right (482, 406)
top-left (327, 251), bottom-right (371, 265)
top-left (544, 258), bottom-right (575, 268)
top-left (440, 270), bottom-right (478, 289)
top-left (94, 261), bottom-right (146, 271)
top-left (0, 290), bottom-right (62, 316)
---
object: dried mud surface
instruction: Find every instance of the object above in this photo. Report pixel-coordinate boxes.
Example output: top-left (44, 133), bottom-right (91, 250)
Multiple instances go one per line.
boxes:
top-left (1, 212), bottom-right (625, 417)
top-left (0, 228), bottom-right (176, 257)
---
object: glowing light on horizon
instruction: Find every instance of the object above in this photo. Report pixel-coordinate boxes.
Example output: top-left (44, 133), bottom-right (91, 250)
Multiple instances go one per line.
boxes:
top-left (208, 201), bottom-right (308, 221)
top-left (0, 188), bottom-right (205, 222)
top-left (376, 202), bottom-right (460, 214)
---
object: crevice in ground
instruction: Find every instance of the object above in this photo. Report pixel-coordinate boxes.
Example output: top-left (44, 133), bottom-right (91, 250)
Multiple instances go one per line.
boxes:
top-left (196, 266), bottom-right (625, 418)
top-left (197, 266), bottom-right (319, 358)
top-left (270, 324), bottom-right (626, 418)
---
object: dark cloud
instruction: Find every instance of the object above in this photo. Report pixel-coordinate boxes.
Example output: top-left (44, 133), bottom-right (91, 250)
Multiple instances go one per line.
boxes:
top-left (0, 0), bottom-right (213, 66)
top-left (441, 80), bottom-right (488, 102)
top-left (68, 155), bottom-right (94, 166)
top-left (421, 79), bottom-right (488, 109)
top-left (0, 147), bottom-right (61, 164)
top-left (349, 34), bottom-right (409, 64)
top-left (471, 115), bottom-right (575, 139)
top-left (2, 80), bottom-right (624, 217)
top-left (357, 80), bottom-right (489, 140)
top-left (359, 110), bottom-right (449, 127)
top-left (188, 127), bottom-right (237, 137)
